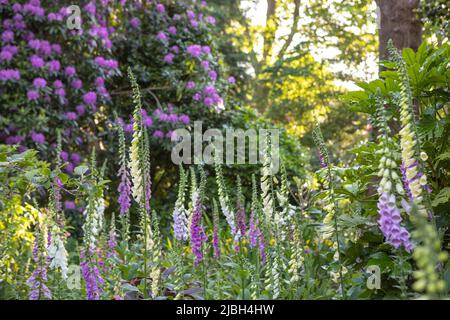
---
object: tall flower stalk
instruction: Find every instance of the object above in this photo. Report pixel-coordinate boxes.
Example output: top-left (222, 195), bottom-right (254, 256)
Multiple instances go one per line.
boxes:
top-left (250, 174), bottom-right (266, 263)
top-left (275, 163), bottom-right (294, 242)
top-left (27, 209), bottom-right (51, 300)
top-left (387, 40), bottom-right (430, 216)
top-left (150, 211), bottom-right (163, 298)
top-left (260, 133), bottom-right (281, 299)
top-left (173, 165), bottom-right (189, 241)
top-left (212, 199), bottom-right (221, 259)
top-left (312, 123), bottom-right (345, 298)
top-left (386, 42), bottom-right (447, 297)
top-left (188, 166), bottom-right (198, 236)
top-left (127, 67), bottom-right (152, 298)
top-left (116, 122), bottom-right (131, 243)
top-left (214, 150), bottom-right (236, 236)
top-left (288, 218), bottom-right (303, 289)
top-left (234, 175), bottom-right (246, 252)
top-left (47, 131), bottom-right (69, 282)
top-left (190, 166), bottom-right (208, 266)
top-left (375, 91), bottom-right (413, 252)
top-left (80, 150), bottom-right (105, 300)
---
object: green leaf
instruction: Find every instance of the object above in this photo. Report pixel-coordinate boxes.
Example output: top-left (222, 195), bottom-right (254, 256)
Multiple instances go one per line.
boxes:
top-left (74, 165), bottom-right (89, 176)
top-left (432, 187), bottom-right (450, 207)
top-left (402, 48), bottom-right (416, 65)
top-left (367, 252), bottom-right (393, 271)
top-left (58, 173), bottom-right (69, 184)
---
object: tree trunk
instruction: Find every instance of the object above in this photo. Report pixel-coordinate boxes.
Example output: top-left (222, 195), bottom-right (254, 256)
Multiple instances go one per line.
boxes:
top-left (376, 0), bottom-right (422, 60)
top-left (262, 0), bottom-right (278, 64)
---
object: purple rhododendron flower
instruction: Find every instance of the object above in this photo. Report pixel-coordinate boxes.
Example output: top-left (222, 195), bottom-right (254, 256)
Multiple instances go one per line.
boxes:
top-left (156, 3), bottom-right (165, 13)
top-left (227, 76), bottom-right (236, 84)
top-left (56, 88), bottom-right (66, 97)
top-left (31, 132), bottom-right (45, 144)
top-left (2, 30), bottom-right (14, 42)
top-left (124, 123), bottom-right (133, 133)
top-left (153, 130), bottom-right (164, 139)
top-left (130, 17), bottom-right (141, 29)
top-left (143, 116), bottom-right (153, 128)
top-left (28, 39), bottom-right (40, 50)
top-left (163, 53), bottom-right (174, 64)
top-left (156, 31), bottom-right (167, 41)
top-left (202, 45), bottom-right (211, 54)
top-left (33, 77), bottom-right (47, 89)
top-left (208, 70), bottom-right (217, 81)
top-left (84, 1), bottom-right (96, 15)
top-left (64, 66), bottom-right (76, 77)
top-left (168, 26), bottom-right (177, 35)
top-left (29, 55), bottom-right (43, 68)
top-left (178, 114), bottom-right (190, 124)
top-left (187, 45), bottom-right (202, 58)
top-left (48, 60), bottom-right (61, 73)
top-left (186, 81), bottom-right (196, 89)
top-left (64, 162), bottom-right (74, 174)
top-left (71, 153), bottom-right (81, 164)
top-left (204, 97), bottom-right (213, 107)
top-left (27, 90), bottom-right (39, 100)
top-left (65, 201), bottom-right (76, 210)
top-left (76, 105), bottom-right (85, 115)
top-left (187, 10), bottom-right (195, 20)
top-left (0, 69), bottom-right (20, 81)
top-left (52, 44), bottom-right (61, 54)
top-left (60, 151), bottom-right (69, 162)
top-left (71, 79), bottom-right (82, 89)
top-left (53, 80), bottom-right (63, 88)
top-left (201, 60), bottom-right (209, 70)
top-left (6, 135), bottom-right (24, 145)
top-left (206, 15), bottom-right (216, 25)
top-left (94, 77), bottom-right (104, 87)
top-left (193, 93), bottom-right (201, 101)
top-left (83, 92), bottom-right (97, 105)
top-left (65, 112), bottom-right (77, 121)
top-left (190, 19), bottom-right (199, 28)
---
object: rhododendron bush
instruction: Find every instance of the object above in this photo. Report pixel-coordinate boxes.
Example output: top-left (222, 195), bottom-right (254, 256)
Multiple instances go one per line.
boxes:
top-left (0, 0), bottom-right (232, 174)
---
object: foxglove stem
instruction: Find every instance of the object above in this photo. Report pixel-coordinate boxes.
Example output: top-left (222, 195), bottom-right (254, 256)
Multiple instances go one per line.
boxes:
top-left (190, 167), bottom-right (208, 266)
top-left (117, 123), bottom-right (131, 216)
top-left (313, 123), bottom-right (345, 298)
top-left (214, 151), bottom-right (236, 236)
top-left (173, 165), bottom-right (189, 241)
top-left (375, 90), bottom-right (413, 252)
top-left (117, 163), bottom-right (131, 215)
top-left (190, 192), bottom-right (207, 265)
top-left (27, 220), bottom-right (51, 300)
top-left (212, 199), bottom-right (220, 259)
top-left (80, 248), bottom-right (104, 300)
top-left (234, 176), bottom-right (246, 251)
top-left (388, 41), bottom-right (430, 217)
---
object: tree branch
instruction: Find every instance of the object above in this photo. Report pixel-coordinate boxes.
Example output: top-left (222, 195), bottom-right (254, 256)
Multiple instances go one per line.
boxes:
top-left (277, 0), bottom-right (301, 61)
